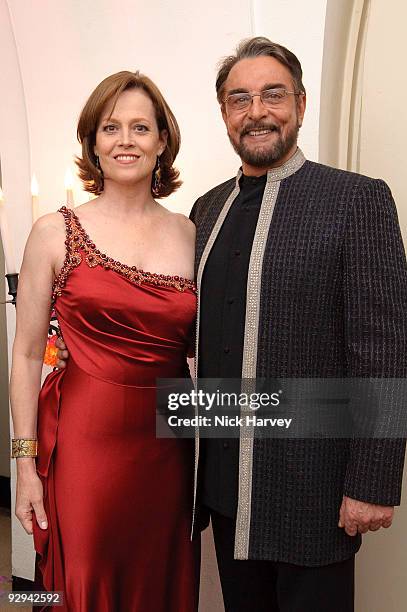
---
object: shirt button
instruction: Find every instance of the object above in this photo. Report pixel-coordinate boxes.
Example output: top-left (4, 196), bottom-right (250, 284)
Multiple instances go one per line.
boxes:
top-left (224, 347), bottom-right (230, 354)
top-left (235, 250), bottom-right (241, 256)
top-left (223, 441), bottom-right (229, 449)
top-left (227, 298), bottom-right (234, 305)
top-left (245, 207), bottom-right (250, 212)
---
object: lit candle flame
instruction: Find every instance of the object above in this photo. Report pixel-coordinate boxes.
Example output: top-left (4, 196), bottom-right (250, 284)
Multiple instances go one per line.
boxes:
top-left (31, 174), bottom-right (39, 197)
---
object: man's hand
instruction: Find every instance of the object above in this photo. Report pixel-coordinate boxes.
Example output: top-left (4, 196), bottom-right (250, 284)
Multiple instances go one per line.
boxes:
top-left (55, 336), bottom-right (69, 369)
top-left (338, 495), bottom-right (394, 536)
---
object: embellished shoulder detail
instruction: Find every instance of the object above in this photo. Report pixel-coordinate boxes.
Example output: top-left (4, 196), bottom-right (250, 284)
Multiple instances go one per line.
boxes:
top-left (51, 206), bottom-right (196, 304)
top-left (51, 207), bottom-right (83, 305)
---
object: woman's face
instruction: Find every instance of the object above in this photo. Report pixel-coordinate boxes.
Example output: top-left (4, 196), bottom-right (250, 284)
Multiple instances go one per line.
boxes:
top-left (94, 88), bottom-right (167, 190)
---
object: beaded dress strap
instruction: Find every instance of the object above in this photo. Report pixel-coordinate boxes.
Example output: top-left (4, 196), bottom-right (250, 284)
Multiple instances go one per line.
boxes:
top-left (51, 206), bottom-right (196, 304)
top-left (51, 207), bottom-right (83, 305)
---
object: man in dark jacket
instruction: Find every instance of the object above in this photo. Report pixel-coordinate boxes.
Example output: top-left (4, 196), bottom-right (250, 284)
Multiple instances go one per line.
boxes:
top-left (190, 37), bottom-right (407, 612)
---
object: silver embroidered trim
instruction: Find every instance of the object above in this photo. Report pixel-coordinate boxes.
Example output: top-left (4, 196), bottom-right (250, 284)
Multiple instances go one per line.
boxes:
top-left (265, 147), bottom-right (306, 182)
top-left (234, 179), bottom-right (281, 559)
top-left (234, 148), bottom-right (306, 558)
top-left (191, 175), bottom-right (242, 538)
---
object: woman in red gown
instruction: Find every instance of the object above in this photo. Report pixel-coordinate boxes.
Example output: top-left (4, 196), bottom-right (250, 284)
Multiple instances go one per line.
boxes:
top-left (10, 71), bottom-right (199, 611)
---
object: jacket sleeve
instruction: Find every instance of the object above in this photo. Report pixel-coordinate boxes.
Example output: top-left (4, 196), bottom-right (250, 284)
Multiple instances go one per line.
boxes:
top-left (343, 178), bottom-right (407, 505)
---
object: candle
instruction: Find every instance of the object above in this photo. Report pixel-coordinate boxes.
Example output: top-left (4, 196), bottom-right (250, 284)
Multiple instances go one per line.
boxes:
top-left (0, 187), bottom-right (17, 274)
top-left (64, 168), bottom-right (75, 208)
top-left (31, 174), bottom-right (39, 223)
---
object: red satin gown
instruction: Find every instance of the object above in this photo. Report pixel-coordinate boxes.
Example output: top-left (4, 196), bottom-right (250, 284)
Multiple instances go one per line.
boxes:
top-left (33, 206), bottom-right (199, 611)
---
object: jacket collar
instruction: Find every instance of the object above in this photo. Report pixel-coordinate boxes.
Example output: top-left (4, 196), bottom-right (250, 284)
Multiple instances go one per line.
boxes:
top-left (235, 147), bottom-right (306, 186)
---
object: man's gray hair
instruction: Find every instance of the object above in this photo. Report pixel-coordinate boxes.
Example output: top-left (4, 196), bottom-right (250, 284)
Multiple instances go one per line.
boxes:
top-left (216, 37), bottom-right (305, 103)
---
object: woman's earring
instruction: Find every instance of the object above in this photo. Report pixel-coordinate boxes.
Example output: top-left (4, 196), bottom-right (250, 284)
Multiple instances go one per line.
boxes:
top-left (152, 156), bottom-right (162, 195)
top-left (95, 154), bottom-right (104, 191)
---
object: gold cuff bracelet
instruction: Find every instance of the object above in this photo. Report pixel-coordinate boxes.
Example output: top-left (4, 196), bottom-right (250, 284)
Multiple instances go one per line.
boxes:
top-left (11, 439), bottom-right (38, 458)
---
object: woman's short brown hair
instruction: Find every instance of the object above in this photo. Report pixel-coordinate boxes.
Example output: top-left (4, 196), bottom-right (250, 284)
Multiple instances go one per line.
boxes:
top-left (76, 71), bottom-right (181, 198)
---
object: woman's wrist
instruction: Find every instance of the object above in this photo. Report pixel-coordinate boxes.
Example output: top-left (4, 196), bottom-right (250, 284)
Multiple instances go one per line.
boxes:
top-left (16, 457), bottom-right (37, 474)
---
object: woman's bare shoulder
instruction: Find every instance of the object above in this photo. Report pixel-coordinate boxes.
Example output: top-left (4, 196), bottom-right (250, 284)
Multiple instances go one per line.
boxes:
top-left (32, 211), bottom-right (66, 236)
top-left (159, 206), bottom-right (195, 238)
top-left (27, 212), bottom-right (67, 272)
top-left (174, 212), bottom-right (195, 236)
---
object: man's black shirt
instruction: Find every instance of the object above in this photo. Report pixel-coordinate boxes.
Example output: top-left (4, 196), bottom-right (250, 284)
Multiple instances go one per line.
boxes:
top-left (198, 172), bottom-right (267, 517)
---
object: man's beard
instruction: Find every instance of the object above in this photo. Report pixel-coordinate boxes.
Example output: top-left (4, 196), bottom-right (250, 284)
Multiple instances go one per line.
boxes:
top-left (228, 121), bottom-right (299, 167)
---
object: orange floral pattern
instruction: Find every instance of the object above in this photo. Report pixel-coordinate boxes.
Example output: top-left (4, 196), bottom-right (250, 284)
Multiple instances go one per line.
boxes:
top-left (43, 334), bottom-right (59, 367)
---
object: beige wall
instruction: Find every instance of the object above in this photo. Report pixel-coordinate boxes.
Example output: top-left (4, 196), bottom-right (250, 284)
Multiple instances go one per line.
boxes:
top-left (321, 1), bottom-right (407, 610)
top-left (356, 1), bottom-right (407, 241)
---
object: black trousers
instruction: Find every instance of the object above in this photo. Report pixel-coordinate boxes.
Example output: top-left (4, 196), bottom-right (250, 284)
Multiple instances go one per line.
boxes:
top-left (210, 510), bottom-right (354, 612)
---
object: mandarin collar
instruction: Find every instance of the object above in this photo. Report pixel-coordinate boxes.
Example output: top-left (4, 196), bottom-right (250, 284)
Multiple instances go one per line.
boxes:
top-left (235, 148), bottom-right (306, 186)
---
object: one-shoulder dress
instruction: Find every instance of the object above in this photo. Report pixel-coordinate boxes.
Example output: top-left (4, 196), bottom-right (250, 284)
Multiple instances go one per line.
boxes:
top-left (32, 206), bottom-right (200, 611)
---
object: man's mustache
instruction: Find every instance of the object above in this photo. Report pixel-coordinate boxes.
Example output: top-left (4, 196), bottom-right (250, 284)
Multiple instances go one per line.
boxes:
top-left (240, 123), bottom-right (280, 137)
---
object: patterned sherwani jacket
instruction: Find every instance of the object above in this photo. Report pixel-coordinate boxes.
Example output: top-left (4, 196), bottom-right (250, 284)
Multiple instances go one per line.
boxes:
top-left (190, 149), bottom-right (407, 566)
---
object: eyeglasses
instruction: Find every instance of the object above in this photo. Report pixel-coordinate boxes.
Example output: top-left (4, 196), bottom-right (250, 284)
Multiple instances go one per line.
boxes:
top-left (224, 88), bottom-right (304, 112)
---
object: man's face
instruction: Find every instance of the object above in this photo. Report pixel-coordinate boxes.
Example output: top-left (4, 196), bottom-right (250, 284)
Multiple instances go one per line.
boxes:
top-left (221, 56), bottom-right (306, 176)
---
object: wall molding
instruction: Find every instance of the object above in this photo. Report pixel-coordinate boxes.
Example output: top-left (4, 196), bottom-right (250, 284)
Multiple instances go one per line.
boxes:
top-left (319, 0), bottom-right (370, 169)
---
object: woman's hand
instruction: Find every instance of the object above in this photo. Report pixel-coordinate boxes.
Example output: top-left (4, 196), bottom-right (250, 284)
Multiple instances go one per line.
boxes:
top-left (55, 336), bottom-right (69, 369)
top-left (15, 463), bottom-right (48, 535)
